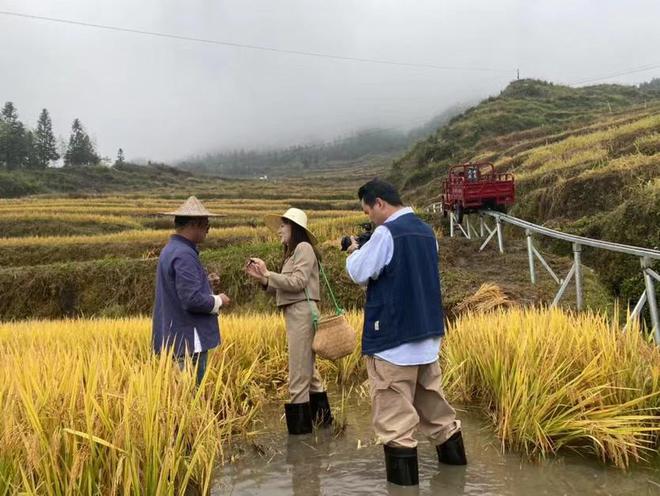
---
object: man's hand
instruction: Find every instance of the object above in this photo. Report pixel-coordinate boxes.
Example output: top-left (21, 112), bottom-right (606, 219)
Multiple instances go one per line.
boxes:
top-left (207, 272), bottom-right (221, 292)
top-left (347, 236), bottom-right (360, 254)
top-left (219, 293), bottom-right (231, 307)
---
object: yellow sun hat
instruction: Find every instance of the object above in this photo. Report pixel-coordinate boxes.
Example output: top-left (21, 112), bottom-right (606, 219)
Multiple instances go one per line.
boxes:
top-left (263, 208), bottom-right (317, 245)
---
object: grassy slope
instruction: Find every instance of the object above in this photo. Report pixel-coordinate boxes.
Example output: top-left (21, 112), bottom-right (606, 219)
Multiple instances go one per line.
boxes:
top-left (394, 79), bottom-right (660, 305)
top-left (0, 163), bottom-right (199, 198)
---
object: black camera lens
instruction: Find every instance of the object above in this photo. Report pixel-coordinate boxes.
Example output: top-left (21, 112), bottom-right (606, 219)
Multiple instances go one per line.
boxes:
top-left (340, 236), bottom-right (352, 251)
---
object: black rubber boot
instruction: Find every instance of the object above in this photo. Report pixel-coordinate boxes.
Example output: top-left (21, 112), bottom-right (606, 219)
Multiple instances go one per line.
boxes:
top-left (309, 391), bottom-right (333, 427)
top-left (436, 431), bottom-right (467, 465)
top-left (284, 402), bottom-right (313, 435)
top-left (384, 445), bottom-right (419, 486)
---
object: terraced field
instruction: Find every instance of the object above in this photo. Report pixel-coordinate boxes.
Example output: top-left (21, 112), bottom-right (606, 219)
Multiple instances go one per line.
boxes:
top-left (0, 185), bottom-right (376, 320)
top-left (2, 80), bottom-right (657, 493)
top-left (0, 183), bottom-right (611, 321)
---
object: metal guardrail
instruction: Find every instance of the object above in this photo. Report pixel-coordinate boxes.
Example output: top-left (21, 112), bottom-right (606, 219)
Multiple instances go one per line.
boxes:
top-left (424, 202), bottom-right (660, 343)
top-left (483, 211), bottom-right (660, 259)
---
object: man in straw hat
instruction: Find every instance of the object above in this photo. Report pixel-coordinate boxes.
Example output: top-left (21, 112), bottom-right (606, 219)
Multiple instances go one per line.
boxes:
top-left (152, 196), bottom-right (231, 385)
top-left (345, 179), bottom-right (466, 487)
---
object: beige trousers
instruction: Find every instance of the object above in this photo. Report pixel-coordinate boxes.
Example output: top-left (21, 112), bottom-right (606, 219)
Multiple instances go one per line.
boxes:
top-left (283, 300), bottom-right (324, 403)
top-left (365, 356), bottom-right (461, 448)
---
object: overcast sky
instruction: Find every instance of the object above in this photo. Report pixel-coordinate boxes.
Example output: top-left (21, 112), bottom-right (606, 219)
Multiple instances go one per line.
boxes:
top-left (1, 0), bottom-right (658, 162)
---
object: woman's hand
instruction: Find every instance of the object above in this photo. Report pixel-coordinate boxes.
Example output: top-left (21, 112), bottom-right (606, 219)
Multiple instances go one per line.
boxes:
top-left (245, 258), bottom-right (269, 284)
top-left (249, 258), bottom-right (269, 277)
top-left (245, 261), bottom-right (261, 279)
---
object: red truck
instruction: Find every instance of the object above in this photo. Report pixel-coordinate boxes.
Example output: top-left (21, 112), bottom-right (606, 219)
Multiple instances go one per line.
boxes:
top-left (441, 162), bottom-right (515, 224)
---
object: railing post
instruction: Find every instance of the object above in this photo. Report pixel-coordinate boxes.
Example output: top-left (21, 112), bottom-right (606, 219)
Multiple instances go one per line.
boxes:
top-left (496, 217), bottom-right (504, 254)
top-left (642, 257), bottom-right (660, 344)
top-left (623, 289), bottom-right (647, 333)
top-left (573, 243), bottom-right (583, 311)
top-left (526, 229), bottom-right (536, 285)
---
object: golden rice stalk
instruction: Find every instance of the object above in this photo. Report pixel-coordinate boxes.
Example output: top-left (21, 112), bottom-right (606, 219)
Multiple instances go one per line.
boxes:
top-left (455, 282), bottom-right (514, 314)
top-left (442, 306), bottom-right (660, 468)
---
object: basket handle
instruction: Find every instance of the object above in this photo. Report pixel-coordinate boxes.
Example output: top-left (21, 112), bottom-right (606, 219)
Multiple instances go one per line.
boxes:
top-left (304, 288), bottom-right (320, 331)
top-left (319, 262), bottom-right (344, 316)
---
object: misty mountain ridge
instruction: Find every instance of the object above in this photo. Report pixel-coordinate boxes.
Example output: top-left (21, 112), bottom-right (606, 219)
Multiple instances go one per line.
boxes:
top-left (176, 103), bottom-right (469, 177)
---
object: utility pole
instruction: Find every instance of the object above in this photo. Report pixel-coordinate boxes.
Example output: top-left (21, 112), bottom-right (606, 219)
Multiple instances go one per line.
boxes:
top-left (516, 68), bottom-right (520, 80)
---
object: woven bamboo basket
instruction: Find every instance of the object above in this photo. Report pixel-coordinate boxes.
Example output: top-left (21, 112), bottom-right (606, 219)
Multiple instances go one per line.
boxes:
top-left (312, 313), bottom-right (357, 360)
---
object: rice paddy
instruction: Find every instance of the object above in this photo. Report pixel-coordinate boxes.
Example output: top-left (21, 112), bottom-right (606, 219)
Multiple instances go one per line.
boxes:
top-left (1, 307), bottom-right (658, 493)
top-left (0, 166), bottom-right (658, 493)
top-left (443, 307), bottom-right (660, 468)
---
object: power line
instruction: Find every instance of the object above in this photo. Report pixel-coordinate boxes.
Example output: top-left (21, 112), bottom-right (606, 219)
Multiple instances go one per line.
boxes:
top-left (4, 10), bottom-right (655, 87)
top-left (0, 10), bottom-right (512, 74)
top-left (571, 63), bottom-right (660, 85)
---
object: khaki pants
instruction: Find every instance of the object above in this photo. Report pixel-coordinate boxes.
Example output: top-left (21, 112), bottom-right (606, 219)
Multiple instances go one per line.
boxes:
top-left (366, 356), bottom-right (461, 448)
top-left (284, 300), bottom-right (324, 403)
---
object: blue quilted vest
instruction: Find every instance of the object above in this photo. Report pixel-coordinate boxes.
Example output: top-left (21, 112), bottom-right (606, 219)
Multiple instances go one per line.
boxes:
top-left (362, 212), bottom-right (444, 355)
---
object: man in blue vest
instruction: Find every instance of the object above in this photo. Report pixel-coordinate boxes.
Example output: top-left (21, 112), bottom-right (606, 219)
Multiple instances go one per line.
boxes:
top-left (152, 196), bottom-right (231, 385)
top-left (346, 179), bottom-right (466, 486)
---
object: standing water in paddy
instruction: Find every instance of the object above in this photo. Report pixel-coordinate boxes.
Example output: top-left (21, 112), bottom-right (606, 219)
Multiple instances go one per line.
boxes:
top-left (214, 396), bottom-right (660, 496)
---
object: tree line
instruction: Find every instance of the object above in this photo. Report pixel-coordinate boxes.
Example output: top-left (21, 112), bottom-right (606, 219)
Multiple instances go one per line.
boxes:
top-left (0, 101), bottom-right (124, 170)
top-left (178, 128), bottom-right (412, 176)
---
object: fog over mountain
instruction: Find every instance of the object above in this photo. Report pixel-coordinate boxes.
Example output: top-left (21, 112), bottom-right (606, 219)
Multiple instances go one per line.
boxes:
top-left (1, 0), bottom-right (658, 162)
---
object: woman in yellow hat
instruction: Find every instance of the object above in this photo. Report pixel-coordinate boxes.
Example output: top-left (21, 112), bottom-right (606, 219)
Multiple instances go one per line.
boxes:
top-left (245, 208), bottom-right (332, 435)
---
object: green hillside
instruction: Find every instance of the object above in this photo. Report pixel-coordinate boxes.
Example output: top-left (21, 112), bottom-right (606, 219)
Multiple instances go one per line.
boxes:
top-left (0, 163), bottom-right (196, 198)
top-left (394, 78), bottom-right (660, 306)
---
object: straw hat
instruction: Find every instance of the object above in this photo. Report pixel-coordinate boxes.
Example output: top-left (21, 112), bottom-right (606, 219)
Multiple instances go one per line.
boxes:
top-left (159, 196), bottom-right (223, 217)
top-left (264, 208), bottom-right (317, 245)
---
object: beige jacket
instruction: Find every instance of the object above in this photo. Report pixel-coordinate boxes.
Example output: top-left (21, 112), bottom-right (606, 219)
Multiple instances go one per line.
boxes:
top-left (265, 242), bottom-right (320, 307)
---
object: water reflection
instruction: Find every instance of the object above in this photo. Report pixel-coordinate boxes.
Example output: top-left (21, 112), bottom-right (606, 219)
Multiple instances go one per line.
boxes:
top-left (386, 482), bottom-right (421, 496)
top-left (428, 464), bottom-right (466, 494)
top-left (286, 435), bottom-right (321, 496)
top-left (214, 395), bottom-right (660, 496)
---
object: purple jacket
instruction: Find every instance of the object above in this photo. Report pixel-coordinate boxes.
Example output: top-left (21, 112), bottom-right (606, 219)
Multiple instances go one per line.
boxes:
top-left (152, 234), bottom-right (220, 356)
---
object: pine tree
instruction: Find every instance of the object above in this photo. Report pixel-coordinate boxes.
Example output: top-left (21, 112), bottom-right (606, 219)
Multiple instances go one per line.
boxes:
top-left (34, 108), bottom-right (59, 168)
top-left (64, 118), bottom-right (99, 166)
top-left (115, 147), bottom-right (125, 166)
top-left (0, 102), bottom-right (29, 170)
top-left (23, 131), bottom-right (42, 169)
top-left (0, 121), bottom-right (8, 167)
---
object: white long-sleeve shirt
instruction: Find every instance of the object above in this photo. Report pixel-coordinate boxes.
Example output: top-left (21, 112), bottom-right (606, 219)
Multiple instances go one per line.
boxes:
top-left (194, 295), bottom-right (223, 353)
top-left (346, 207), bottom-right (441, 366)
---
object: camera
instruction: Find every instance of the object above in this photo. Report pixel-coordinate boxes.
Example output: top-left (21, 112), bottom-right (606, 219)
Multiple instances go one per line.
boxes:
top-left (340, 222), bottom-right (374, 251)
